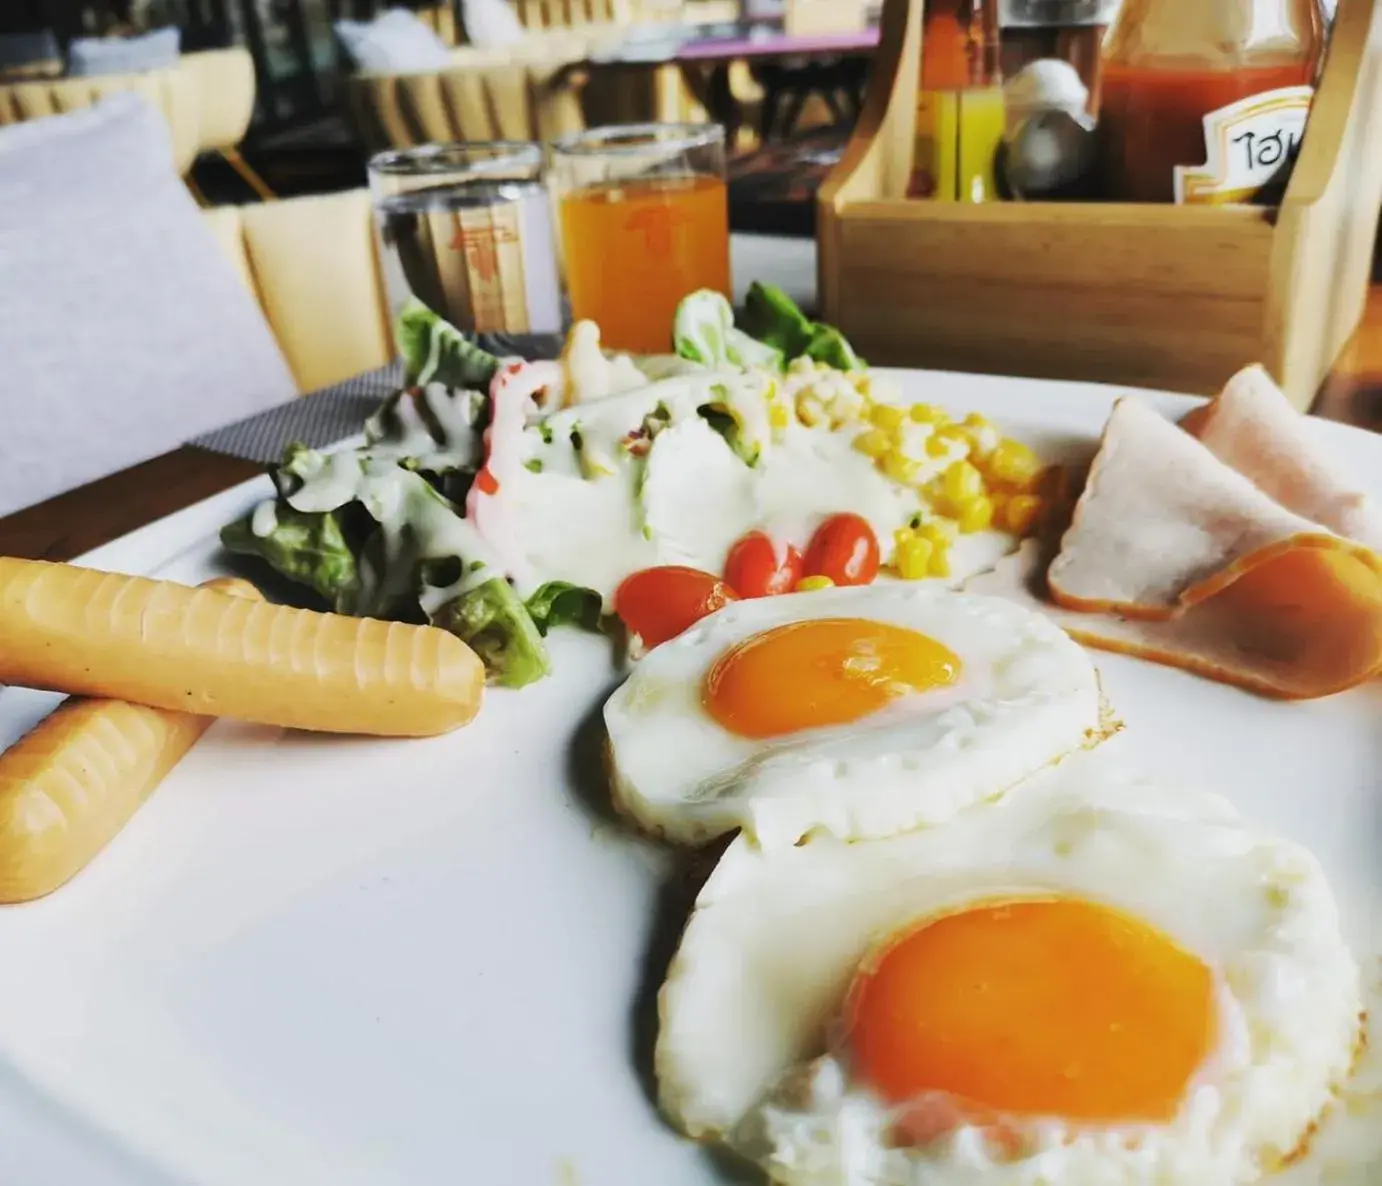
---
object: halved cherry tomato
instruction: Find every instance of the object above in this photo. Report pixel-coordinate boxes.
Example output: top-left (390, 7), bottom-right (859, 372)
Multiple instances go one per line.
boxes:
top-left (803, 513), bottom-right (880, 587)
top-left (614, 566), bottom-right (739, 650)
top-left (725, 531), bottom-right (804, 599)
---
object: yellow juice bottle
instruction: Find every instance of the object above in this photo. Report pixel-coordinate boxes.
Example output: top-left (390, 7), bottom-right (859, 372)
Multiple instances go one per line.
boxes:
top-left (910, 0), bottom-right (1005, 202)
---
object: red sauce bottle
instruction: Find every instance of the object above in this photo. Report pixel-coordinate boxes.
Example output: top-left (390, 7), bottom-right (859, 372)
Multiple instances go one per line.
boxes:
top-left (1099, 0), bottom-right (1328, 203)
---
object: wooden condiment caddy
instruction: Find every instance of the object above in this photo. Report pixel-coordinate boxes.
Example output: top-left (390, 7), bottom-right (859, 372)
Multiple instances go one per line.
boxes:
top-left (817, 0), bottom-right (1382, 407)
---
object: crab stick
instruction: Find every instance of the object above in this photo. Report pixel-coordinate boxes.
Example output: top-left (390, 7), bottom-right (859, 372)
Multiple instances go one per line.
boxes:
top-left (0, 558), bottom-right (484, 737)
top-left (0, 577), bottom-right (259, 903)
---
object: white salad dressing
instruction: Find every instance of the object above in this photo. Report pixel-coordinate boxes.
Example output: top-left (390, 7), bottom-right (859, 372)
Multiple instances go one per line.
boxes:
top-left (464, 365), bottom-right (1020, 604)
top-left (277, 445), bottom-right (503, 609)
top-left (250, 499), bottom-right (278, 539)
top-left (751, 422), bottom-right (920, 554)
top-left (239, 344), bottom-right (1020, 624)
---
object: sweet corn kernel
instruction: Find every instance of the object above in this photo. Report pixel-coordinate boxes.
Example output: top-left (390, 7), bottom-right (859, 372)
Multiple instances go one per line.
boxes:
top-left (933, 424), bottom-right (972, 456)
top-left (957, 496), bottom-right (995, 534)
top-left (924, 432), bottom-right (951, 458)
top-left (909, 403), bottom-right (947, 424)
top-left (829, 390), bottom-right (867, 425)
top-left (1004, 494), bottom-right (1044, 537)
top-left (988, 439), bottom-right (1042, 489)
top-left (961, 414), bottom-right (999, 461)
top-left (881, 450), bottom-right (921, 485)
top-left (895, 534), bottom-right (934, 580)
top-left (853, 428), bottom-right (891, 458)
top-left (796, 575), bottom-right (835, 593)
top-left (916, 520), bottom-right (956, 547)
top-left (797, 394), bottom-right (826, 426)
top-left (928, 540), bottom-right (952, 579)
top-left (870, 404), bottom-right (906, 432)
top-left (942, 460), bottom-right (984, 504)
top-left (768, 403), bottom-right (790, 431)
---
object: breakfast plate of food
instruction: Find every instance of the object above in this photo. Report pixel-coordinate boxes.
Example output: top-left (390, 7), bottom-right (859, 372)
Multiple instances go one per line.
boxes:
top-left (0, 289), bottom-right (1379, 1186)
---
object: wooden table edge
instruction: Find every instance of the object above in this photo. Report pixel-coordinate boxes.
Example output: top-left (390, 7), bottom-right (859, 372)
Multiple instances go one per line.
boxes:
top-left (0, 447), bottom-right (261, 564)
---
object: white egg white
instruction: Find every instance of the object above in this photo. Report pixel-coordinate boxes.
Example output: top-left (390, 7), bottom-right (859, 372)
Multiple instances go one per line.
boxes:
top-left (604, 584), bottom-right (1108, 849)
top-left (655, 747), bottom-right (1363, 1186)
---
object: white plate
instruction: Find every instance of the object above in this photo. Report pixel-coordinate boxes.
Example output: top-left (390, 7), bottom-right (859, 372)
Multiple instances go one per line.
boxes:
top-left (1, 370), bottom-right (1380, 1186)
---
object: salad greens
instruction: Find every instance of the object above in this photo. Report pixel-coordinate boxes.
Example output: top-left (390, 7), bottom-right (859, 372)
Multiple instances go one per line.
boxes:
top-left (220, 503), bottom-right (363, 611)
top-left (397, 298), bottom-right (503, 390)
top-left (526, 581), bottom-right (604, 637)
top-left (672, 285), bottom-right (863, 374)
top-left (220, 285), bottom-right (865, 690)
top-left (738, 282), bottom-right (866, 373)
top-left (431, 576), bottom-right (553, 688)
top-left (673, 290), bottom-right (784, 373)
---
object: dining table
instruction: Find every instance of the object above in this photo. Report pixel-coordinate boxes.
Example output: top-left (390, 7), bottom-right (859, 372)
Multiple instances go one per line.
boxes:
top-left (3, 268), bottom-right (1381, 566)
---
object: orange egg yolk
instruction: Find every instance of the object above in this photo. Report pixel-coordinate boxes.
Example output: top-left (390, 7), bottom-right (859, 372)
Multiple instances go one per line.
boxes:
top-left (702, 618), bottom-right (962, 740)
top-left (846, 898), bottom-right (1215, 1127)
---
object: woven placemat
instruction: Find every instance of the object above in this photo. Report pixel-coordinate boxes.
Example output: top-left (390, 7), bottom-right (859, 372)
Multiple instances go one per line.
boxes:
top-left (190, 362), bottom-right (401, 465)
top-left (190, 332), bottom-right (565, 466)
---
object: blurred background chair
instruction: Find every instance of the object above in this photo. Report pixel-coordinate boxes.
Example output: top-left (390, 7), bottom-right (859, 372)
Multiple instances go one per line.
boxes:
top-left (180, 45), bottom-right (275, 198)
top-left (0, 58), bottom-right (202, 173)
top-left (0, 45), bottom-right (267, 197)
top-left (345, 36), bottom-right (588, 152)
top-left (0, 29), bottom-right (62, 78)
top-left (203, 187), bottom-right (394, 391)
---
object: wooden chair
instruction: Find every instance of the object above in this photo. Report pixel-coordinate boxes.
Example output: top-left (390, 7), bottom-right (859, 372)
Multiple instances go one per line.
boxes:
top-left (202, 189), bottom-right (395, 393)
top-left (346, 38), bottom-right (590, 152)
top-left (179, 47), bottom-right (275, 200)
top-left (513, 0), bottom-right (638, 28)
top-left (0, 47), bottom-right (269, 197)
top-left (0, 59), bottom-right (201, 173)
top-left (412, 3), bottom-right (464, 46)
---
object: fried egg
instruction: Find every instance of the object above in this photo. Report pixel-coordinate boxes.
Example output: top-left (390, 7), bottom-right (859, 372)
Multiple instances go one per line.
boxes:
top-left (655, 750), bottom-right (1363, 1185)
top-left (603, 584), bottom-right (1107, 849)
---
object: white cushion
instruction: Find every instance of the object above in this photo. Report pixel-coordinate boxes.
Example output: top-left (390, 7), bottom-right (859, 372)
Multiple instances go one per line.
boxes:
top-left (335, 8), bottom-right (455, 73)
top-left (0, 95), bottom-right (297, 516)
top-left (66, 26), bottom-right (181, 76)
top-left (461, 0), bottom-right (527, 48)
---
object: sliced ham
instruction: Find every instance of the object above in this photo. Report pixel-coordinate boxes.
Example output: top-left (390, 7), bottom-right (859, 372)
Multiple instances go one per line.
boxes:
top-left (969, 379), bottom-right (1382, 700)
top-left (1183, 364), bottom-right (1382, 551)
top-left (970, 541), bottom-right (1382, 699)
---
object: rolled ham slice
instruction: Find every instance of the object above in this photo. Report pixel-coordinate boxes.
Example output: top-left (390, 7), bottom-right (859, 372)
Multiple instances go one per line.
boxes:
top-left (1183, 364), bottom-right (1382, 552)
top-left (969, 541), bottom-right (1382, 699)
top-left (968, 389), bottom-right (1382, 700)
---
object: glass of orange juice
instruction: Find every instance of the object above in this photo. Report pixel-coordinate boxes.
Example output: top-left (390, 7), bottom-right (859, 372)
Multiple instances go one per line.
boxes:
top-left (549, 123), bottom-right (731, 354)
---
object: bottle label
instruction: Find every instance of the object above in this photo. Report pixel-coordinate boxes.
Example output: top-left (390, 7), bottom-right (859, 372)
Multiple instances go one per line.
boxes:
top-left (1174, 86), bottom-right (1313, 205)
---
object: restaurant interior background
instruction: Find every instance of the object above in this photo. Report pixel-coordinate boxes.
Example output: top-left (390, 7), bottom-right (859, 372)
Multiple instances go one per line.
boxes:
top-left (0, 0), bottom-right (892, 217)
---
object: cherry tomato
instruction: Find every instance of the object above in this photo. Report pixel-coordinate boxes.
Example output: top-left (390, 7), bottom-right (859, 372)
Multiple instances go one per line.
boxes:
top-left (614, 566), bottom-right (739, 651)
top-left (803, 513), bottom-right (880, 587)
top-left (724, 531), bottom-right (804, 599)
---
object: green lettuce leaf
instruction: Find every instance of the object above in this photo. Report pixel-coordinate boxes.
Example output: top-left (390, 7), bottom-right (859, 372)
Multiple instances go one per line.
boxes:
top-left (429, 576), bottom-right (552, 689)
top-left (739, 282), bottom-right (865, 372)
top-left (525, 581), bottom-right (602, 636)
top-left (220, 504), bottom-right (362, 611)
top-left (396, 298), bottom-right (503, 390)
top-left (673, 290), bottom-right (784, 372)
top-left (698, 403), bottom-right (760, 467)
